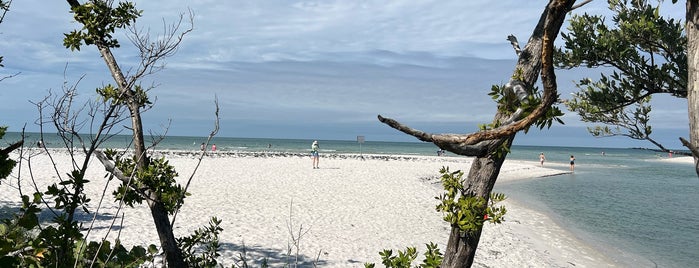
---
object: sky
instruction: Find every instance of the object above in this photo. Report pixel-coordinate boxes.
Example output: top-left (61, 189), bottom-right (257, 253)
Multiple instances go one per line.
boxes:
top-left (0, 0), bottom-right (691, 149)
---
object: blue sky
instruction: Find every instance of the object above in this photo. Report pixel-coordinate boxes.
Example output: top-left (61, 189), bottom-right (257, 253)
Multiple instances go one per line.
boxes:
top-left (0, 0), bottom-right (690, 149)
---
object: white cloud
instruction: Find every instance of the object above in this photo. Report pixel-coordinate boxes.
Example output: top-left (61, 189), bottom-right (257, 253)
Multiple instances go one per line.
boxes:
top-left (0, 0), bottom-right (689, 145)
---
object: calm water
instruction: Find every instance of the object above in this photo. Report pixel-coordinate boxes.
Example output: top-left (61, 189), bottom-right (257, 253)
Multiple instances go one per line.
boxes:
top-left (4, 132), bottom-right (698, 267)
top-left (503, 146), bottom-right (698, 267)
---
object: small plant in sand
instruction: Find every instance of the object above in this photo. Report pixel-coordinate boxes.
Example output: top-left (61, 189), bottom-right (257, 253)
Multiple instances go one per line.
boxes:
top-left (364, 242), bottom-right (443, 268)
top-left (367, 167), bottom-right (506, 267)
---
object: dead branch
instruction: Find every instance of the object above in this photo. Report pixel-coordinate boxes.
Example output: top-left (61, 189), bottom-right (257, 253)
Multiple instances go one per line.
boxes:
top-left (378, 0), bottom-right (566, 156)
top-left (93, 150), bottom-right (130, 183)
top-left (171, 97), bottom-right (220, 227)
top-left (571, 0), bottom-right (594, 10)
top-left (127, 9), bottom-right (194, 86)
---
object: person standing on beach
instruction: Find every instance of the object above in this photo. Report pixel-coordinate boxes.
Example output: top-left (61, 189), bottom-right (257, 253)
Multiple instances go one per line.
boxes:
top-left (570, 155), bottom-right (575, 171)
top-left (200, 142), bottom-right (205, 151)
top-left (212, 144), bottom-right (217, 152)
top-left (311, 140), bottom-right (319, 169)
top-left (539, 152), bottom-right (546, 167)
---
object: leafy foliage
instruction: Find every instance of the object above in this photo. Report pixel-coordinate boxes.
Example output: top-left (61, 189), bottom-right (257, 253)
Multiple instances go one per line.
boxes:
top-left (368, 167), bottom-right (505, 267)
top-left (0, 194), bottom-right (45, 267)
top-left (107, 149), bottom-right (188, 213)
top-left (0, 126), bottom-right (17, 180)
top-left (435, 167), bottom-right (506, 236)
top-left (64, 1), bottom-right (142, 51)
top-left (177, 217), bottom-right (224, 267)
top-left (555, 0), bottom-right (685, 150)
top-left (486, 77), bottom-right (565, 134)
top-left (97, 84), bottom-right (152, 108)
top-left (74, 239), bottom-right (157, 267)
top-left (365, 242), bottom-right (443, 268)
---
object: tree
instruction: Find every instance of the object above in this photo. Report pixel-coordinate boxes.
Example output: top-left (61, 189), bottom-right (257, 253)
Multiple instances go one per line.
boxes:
top-left (378, 0), bottom-right (576, 266)
top-left (62, 0), bottom-right (194, 266)
top-left (555, 0), bottom-right (686, 152)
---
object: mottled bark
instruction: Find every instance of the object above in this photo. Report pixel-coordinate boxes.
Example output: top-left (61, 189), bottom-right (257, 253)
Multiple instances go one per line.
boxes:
top-left (686, 0), bottom-right (699, 176)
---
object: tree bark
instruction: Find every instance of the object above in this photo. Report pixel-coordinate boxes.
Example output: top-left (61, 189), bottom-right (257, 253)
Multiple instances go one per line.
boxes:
top-left (441, 137), bottom-right (511, 266)
top-left (440, 1), bottom-right (574, 267)
top-left (686, 0), bottom-right (699, 176)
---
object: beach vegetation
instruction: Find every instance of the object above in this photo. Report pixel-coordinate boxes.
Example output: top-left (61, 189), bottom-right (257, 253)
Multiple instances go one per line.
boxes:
top-left (0, 126), bottom-right (20, 181)
top-left (555, 0), bottom-right (685, 153)
top-left (178, 216), bottom-right (224, 267)
top-left (435, 167), bottom-right (507, 236)
top-left (0, 0), bottom-right (232, 267)
top-left (365, 242), bottom-right (443, 268)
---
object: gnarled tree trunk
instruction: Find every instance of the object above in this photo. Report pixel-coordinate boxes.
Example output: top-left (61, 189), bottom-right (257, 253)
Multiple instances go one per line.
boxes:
top-left (442, 2), bottom-right (573, 266)
top-left (379, 1), bottom-right (575, 267)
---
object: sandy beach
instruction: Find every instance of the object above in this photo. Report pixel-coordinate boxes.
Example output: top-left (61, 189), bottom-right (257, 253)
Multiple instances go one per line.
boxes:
top-left (1, 149), bottom-right (619, 267)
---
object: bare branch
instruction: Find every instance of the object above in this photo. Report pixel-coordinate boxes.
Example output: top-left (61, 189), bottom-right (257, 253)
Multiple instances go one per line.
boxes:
top-left (378, 0), bottom-right (571, 156)
top-left (127, 8), bottom-right (194, 84)
top-left (0, 0), bottom-right (12, 25)
top-left (679, 137), bottom-right (699, 176)
top-left (0, 72), bottom-right (20, 82)
top-left (571, 0), bottom-right (594, 11)
top-left (93, 150), bottom-right (130, 183)
top-left (171, 97), bottom-right (220, 227)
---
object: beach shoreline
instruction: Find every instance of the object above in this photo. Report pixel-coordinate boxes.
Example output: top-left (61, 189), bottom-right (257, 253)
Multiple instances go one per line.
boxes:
top-left (2, 149), bottom-right (620, 267)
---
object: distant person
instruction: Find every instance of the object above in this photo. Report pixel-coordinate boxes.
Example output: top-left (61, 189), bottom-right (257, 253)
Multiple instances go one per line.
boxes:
top-left (311, 140), bottom-right (319, 169)
top-left (570, 155), bottom-right (575, 171)
top-left (212, 144), bottom-right (217, 152)
top-left (37, 140), bottom-right (44, 148)
top-left (539, 152), bottom-right (546, 167)
top-left (200, 142), bottom-right (205, 151)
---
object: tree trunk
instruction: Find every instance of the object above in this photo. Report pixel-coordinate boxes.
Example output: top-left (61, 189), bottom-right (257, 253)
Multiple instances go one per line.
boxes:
top-left (149, 196), bottom-right (186, 267)
top-left (440, 1), bottom-right (574, 266)
top-left (442, 138), bottom-right (512, 266)
top-left (686, 0), bottom-right (699, 176)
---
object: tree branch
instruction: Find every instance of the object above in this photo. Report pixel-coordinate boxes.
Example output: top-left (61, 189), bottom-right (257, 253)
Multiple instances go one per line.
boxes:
top-left (378, 0), bottom-right (571, 156)
top-left (93, 150), bottom-right (130, 183)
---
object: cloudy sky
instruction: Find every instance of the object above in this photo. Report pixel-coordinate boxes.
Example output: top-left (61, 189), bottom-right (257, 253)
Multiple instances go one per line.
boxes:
top-left (0, 0), bottom-right (690, 148)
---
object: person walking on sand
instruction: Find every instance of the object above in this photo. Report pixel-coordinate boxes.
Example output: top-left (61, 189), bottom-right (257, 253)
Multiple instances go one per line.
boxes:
top-left (570, 155), bottom-right (576, 171)
top-left (311, 140), bottom-right (320, 169)
top-left (212, 144), bottom-right (217, 152)
top-left (539, 152), bottom-right (546, 167)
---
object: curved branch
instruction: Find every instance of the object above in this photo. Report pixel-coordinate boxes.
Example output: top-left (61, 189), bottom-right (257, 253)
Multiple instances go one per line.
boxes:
top-left (378, 0), bottom-right (570, 154)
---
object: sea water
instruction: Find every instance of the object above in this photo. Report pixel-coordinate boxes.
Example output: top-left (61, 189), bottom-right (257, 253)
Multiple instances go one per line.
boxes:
top-left (503, 146), bottom-right (699, 267)
top-left (3, 132), bottom-right (698, 267)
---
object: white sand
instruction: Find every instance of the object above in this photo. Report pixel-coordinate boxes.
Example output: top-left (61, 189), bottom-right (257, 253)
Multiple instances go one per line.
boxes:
top-left (1, 149), bottom-right (618, 267)
top-left (655, 155), bottom-right (695, 165)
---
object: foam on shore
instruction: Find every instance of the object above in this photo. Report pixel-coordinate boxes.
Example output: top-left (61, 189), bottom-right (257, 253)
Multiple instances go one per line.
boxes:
top-left (1, 149), bottom-right (616, 267)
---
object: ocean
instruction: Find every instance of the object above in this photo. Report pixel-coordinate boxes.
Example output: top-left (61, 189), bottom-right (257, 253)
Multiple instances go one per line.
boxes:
top-left (3, 132), bottom-right (698, 267)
